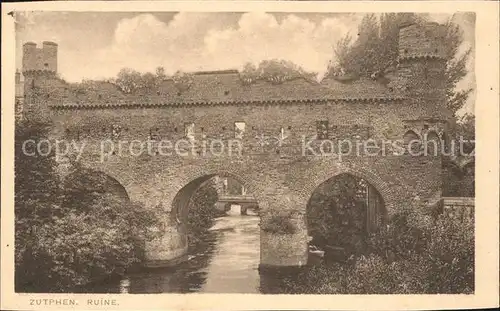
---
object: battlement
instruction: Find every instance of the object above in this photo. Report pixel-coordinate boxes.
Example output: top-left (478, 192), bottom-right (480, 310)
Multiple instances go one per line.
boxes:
top-left (398, 22), bottom-right (448, 60)
top-left (22, 41), bottom-right (58, 74)
top-left (193, 69), bottom-right (239, 75)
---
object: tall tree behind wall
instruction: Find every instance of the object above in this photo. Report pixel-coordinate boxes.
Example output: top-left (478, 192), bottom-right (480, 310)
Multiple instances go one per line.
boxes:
top-left (330, 13), bottom-right (473, 116)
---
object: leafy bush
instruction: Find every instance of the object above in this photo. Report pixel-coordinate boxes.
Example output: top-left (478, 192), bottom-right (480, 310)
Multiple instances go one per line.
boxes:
top-left (15, 120), bottom-right (161, 292)
top-left (277, 208), bottom-right (474, 294)
top-left (422, 214), bottom-right (474, 293)
top-left (23, 196), bottom-right (161, 291)
top-left (172, 71), bottom-right (194, 93)
top-left (261, 214), bottom-right (297, 235)
top-left (15, 120), bottom-right (62, 292)
top-left (239, 59), bottom-right (316, 85)
top-left (113, 68), bottom-right (161, 94)
top-left (307, 174), bottom-right (382, 255)
top-left (366, 207), bottom-right (431, 261)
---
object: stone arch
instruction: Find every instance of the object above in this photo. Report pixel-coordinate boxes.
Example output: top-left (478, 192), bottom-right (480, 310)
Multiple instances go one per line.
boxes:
top-left (161, 167), bottom-right (264, 263)
top-left (169, 173), bottom-right (238, 224)
top-left (163, 164), bottom-right (266, 213)
top-left (77, 158), bottom-right (155, 206)
top-left (305, 172), bottom-right (387, 254)
top-left (165, 165), bottom-right (266, 225)
top-left (306, 172), bottom-right (388, 218)
top-left (300, 164), bottom-right (396, 216)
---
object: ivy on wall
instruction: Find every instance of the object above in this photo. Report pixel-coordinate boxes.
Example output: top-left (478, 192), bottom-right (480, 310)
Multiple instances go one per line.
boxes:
top-left (261, 212), bottom-right (298, 235)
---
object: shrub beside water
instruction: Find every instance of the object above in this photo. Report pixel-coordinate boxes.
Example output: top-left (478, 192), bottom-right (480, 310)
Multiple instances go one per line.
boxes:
top-left (278, 208), bottom-right (474, 294)
top-left (14, 120), bottom-right (162, 292)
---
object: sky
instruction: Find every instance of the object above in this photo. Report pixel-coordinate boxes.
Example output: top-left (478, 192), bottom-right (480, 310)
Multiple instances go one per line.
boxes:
top-left (14, 11), bottom-right (475, 114)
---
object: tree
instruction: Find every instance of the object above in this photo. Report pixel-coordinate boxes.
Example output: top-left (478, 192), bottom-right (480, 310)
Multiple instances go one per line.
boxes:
top-left (172, 71), bottom-right (194, 93)
top-left (115, 68), bottom-right (142, 93)
top-left (141, 72), bottom-right (158, 90)
top-left (15, 120), bottom-right (161, 292)
top-left (453, 113), bottom-right (475, 156)
top-left (240, 59), bottom-right (315, 84)
top-left (114, 68), bottom-right (162, 94)
top-left (279, 207), bottom-right (473, 294)
top-left (455, 113), bottom-right (475, 141)
top-left (350, 14), bottom-right (382, 76)
top-left (239, 62), bottom-right (259, 84)
top-left (332, 13), bottom-right (423, 77)
top-left (155, 66), bottom-right (166, 80)
top-left (55, 165), bottom-right (161, 290)
top-left (15, 119), bottom-right (63, 291)
top-left (330, 13), bottom-right (472, 115)
top-left (329, 34), bottom-right (353, 76)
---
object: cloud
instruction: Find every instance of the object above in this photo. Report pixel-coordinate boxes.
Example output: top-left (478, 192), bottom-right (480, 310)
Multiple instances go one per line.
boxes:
top-left (19, 11), bottom-right (474, 115)
top-left (69, 12), bottom-right (360, 82)
top-left (203, 13), bottom-right (356, 77)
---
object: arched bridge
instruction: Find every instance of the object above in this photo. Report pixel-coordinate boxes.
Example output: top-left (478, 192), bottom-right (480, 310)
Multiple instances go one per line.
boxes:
top-left (23, 21), bottom-right (451, 268)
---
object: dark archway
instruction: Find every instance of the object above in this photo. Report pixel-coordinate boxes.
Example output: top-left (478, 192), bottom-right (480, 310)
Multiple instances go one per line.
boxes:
top-left (166, 173), bottom-right (262, 291)
top-left (171, 174), bottom-right (258, 221)
top-left (171, 174), bottom-right (217, 226)
top-left (170, 173), bottom-right (260, 245)
top-left (306, 173), bottom-right (387, 257)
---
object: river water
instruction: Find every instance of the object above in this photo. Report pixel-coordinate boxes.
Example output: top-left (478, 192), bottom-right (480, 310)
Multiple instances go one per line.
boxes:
top-left (86, 206), bottom-right (264, 293)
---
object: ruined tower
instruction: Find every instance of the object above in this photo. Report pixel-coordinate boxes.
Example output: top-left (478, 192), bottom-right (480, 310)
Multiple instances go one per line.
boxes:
top-left (390, 20), bottom-right (452, 150)
top-left (396, 21), bottom-right (448, 105)
top-left (22, 41), bottom-right (58, 74)
top-left (22, 41), bottom-right (58, 119)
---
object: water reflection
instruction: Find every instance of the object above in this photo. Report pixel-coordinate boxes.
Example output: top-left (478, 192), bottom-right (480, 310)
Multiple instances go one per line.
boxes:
top-left (83, 210), bottom-right (261, 293)
top-left (201, 213), bottom-right (260, 293)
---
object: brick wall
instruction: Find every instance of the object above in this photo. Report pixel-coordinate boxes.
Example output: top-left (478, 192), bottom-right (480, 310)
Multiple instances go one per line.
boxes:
top-left (47, 99), bottom-right (444, 210)
top-left (49, 99), bottom-right (450, 142)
